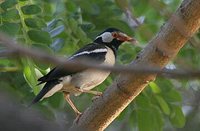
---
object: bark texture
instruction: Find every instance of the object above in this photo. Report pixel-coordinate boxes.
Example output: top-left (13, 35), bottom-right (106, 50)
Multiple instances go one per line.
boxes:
top-left (70, 0), bottom-right (200, 130)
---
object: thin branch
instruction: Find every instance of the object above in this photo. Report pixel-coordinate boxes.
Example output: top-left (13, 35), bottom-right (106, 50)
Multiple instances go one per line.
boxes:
top-left (0, 67), bottom-right (19, 72)
top-left (0, 49), bottom-right (15, 58)
top-left (1, 33), bottom-right (200, 79)
top-left (115, 0), bottom-right (144, 28)
top-left (124, 8), bottom-right (143, 28)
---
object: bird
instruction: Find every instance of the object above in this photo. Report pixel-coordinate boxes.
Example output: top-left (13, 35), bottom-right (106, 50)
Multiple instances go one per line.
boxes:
top-left (30, 28), bottom-right (137, 116)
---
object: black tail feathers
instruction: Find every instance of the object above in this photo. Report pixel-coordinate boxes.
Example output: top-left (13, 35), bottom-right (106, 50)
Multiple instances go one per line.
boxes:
top-left (29, 80), bottom-right (60, 107)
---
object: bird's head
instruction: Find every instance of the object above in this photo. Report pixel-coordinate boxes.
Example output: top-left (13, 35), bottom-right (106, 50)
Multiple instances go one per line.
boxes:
top-left (94, 28), bottom-right (137, 50)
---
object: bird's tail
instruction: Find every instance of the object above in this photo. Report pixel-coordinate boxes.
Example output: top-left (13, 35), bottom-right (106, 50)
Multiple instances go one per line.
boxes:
top-left (29, 80), bottom-right (60, 107)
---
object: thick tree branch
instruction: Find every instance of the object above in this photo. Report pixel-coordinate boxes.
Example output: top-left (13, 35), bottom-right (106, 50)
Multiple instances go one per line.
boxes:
top-left (70, 0), bottom-right (200, 130)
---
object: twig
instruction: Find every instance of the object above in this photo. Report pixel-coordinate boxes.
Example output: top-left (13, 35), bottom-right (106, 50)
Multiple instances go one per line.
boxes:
top-left (115, 0), bottom-right (144, 28)
top-left (0, 67), bottom-right (19, 72)
top-left (1, 33), bottom-right (200, 79)
top-left (0, 49), bottom-right (15, 58)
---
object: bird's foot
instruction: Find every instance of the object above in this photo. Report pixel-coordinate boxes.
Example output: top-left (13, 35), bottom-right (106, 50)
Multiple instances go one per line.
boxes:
top-left (92, 95), bottom-right (100, 102)
top-left (74, 112), bottom-right (82, 124)
top-left (77, 88), bottom-right (102, 96)
top-left (95, 91), bottom-right (102, 96)
top-left (75, 110), bottom-right (82, 116)
top-left (92, 92), bottom-right (102, 102)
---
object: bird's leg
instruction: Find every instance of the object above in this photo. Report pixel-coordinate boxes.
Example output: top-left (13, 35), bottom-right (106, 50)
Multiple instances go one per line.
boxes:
top-left (76, 89), bottom-right (103, 102)
top-left (64, 92), bottom-right (81, 116)
top-left (77, 89), bottom-right (102, 96)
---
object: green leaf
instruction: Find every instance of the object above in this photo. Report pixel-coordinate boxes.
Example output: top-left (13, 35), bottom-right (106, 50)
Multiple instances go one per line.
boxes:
top-left (80, 23), bottom-right (96, 32)
top-left (68, 18), bottom-right (78, 32)
top-left (50, 25), bottom-right (65, 37)
top-left (0, 0), bottom-right (17, 10)
top-left (23, 67), bottom-right (32, 85)
top-left (21, 4), bottom-right (42, 15)
top-left (23, 60), bottom-right (39, 94)
top-left (169, 105), bottom-right (186, 128)
top-left (129, 110), bottom-right (137, 129)
top-left (136, 95), bottom-right (164, 131)
top-left (28, 30), bottom-right (52, 44)
top-left (137, 106), bottom-right (164, 131)
top-left (50, 38), bottom-right (64, 52)
top-left (76, 27), bottom-right (88, 42)
top-left (136, 94), bottom-right (151, 108)
top-left (65, 1), bottom-right (77, 12)
top-left (0, 22), bottom-right (20, 36)
top-left (32, 43), bottom-right (52, 70)
top-left (47, 19), bottom-right (59, 29)
top-left (149, 82), bottom-right (161, 93)
top-left (118, 106), bottom-right (129, 120)
top-left (24, 18), bottom-right (46, 29)
top-left (155, 95), bottom-right (170, 115)
top-left (163, 88), bottom-right (182, 102)
top-left (2, 9), bottom-right (19, 21)
top-left (47, 19), bottom-right (63, 31)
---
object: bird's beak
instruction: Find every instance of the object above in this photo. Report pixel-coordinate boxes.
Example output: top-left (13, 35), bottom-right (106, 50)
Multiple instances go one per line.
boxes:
top-left (112, 32), bottom-right (138, 44)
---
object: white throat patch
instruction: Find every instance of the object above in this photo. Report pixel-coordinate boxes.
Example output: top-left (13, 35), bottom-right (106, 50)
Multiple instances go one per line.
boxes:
top-left (96, 32), bottom-right (113, 43)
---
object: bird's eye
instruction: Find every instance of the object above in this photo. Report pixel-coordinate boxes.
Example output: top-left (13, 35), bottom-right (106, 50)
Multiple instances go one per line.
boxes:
top-left (112, 32), bottom-right (118, 38)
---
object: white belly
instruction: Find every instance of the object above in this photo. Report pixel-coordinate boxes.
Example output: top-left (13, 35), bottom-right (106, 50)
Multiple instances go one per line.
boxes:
top-left (71, 69), bottom-right (111, 90)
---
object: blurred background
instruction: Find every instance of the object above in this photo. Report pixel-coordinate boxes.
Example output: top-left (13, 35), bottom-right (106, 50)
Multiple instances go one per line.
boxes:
top-left (0, 0), bottom-right (200, 131)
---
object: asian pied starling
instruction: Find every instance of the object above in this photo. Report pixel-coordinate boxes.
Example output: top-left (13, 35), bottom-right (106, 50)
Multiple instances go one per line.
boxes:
top-left (30, 28), bottom-right (137, 115)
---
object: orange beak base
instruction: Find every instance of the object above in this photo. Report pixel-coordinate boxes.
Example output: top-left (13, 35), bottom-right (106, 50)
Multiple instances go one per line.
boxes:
top-left (112, 32), bottom-right (138, 44)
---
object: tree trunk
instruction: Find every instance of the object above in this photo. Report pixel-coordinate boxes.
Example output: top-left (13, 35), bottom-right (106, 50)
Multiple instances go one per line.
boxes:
top-left (70, 0), bottom-right (200, 130)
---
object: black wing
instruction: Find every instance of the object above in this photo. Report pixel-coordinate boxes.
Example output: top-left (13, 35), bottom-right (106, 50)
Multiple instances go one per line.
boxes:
top-left (38, 43), bottom-right (107, 84)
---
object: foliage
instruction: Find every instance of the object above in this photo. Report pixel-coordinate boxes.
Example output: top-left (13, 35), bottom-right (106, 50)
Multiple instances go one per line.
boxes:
top-left (1, 0), bottom-right (200, 131)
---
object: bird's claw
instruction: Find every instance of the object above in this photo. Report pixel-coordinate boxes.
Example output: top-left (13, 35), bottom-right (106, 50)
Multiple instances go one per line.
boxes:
top-left (92, 93), bottom-right (102, 102)
top-left (96, 92), bottom-right (102, 96)
top-left (74, 112), bottom-right (82, 124)
top-left (76, 111), bottom-right (82, 116)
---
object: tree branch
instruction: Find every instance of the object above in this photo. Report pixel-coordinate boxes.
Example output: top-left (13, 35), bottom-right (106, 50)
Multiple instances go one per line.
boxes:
top-left (70, 0), bottom-right (200, 130)
top-left (1, 34), bottom-right (200, 79)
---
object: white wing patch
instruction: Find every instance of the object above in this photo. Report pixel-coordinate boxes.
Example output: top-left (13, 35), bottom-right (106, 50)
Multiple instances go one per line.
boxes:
top-left (69, 48), bottom-right (107, 60)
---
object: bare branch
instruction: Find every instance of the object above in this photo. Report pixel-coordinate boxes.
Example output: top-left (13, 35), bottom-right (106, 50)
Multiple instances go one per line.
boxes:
top-left (1, 33), bottom-right (200, 79)
top-left (0, 49), bottom-right (15, 58)
top-left (115, 0), bottom-right (144, 28)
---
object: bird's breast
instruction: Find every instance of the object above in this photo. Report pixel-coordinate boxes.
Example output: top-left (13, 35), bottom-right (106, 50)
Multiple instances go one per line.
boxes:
top-left (71, 69), bottom-right (110, 91)
top-left (104, 46), bottom-right (115, 65)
